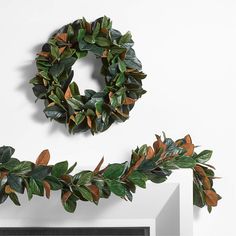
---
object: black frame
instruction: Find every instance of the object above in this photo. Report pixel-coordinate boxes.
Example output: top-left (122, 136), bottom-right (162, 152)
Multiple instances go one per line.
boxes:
top-left (0, 227), bottom-right (150, 236)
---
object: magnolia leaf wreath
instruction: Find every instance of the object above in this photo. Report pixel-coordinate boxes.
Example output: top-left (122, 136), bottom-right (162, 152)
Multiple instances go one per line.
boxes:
top-left (0, 134), bottom-right (220, 213)
top-left (30, 16), bottom-right (146, 134)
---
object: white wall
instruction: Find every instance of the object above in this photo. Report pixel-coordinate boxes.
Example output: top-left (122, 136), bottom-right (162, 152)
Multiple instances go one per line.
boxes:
top-left (0, 0), bottom-right (235, 235)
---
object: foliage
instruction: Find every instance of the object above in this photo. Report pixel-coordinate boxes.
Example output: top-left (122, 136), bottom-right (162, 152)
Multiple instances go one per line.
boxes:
top-left (0, 134), bottom-right (220, 213)
top-left (30, 16), bottom-right (146, 134)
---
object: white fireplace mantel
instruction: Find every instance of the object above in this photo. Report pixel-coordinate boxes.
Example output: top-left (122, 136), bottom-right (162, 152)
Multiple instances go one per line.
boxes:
top-left (0, 170), bottom-right (193, 236)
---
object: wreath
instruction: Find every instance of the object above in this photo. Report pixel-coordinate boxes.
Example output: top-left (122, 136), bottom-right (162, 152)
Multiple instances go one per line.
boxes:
top-left (30, 16), bottom-right (146, 134)
top-left (0, 134), bottom-right (221, 213)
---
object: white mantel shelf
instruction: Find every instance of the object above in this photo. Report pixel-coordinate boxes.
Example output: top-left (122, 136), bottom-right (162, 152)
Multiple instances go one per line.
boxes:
top-left (0, 170), bottom-right (193, 236)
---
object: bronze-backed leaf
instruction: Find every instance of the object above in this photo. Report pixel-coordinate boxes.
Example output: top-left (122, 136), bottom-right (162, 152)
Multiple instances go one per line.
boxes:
top-left (146, 146), bottom-right (155, 160)
top-left (85, 22), bottom-right (92, 33)
top-left (205, 190), bottom-right (218, 206)
top-left (61, 175), bottom-right (72, 184)
top-left (181, 143), bottom-right (194, 156)
top-left (37, 52), bottom-right (49, 58)
top-left (123, 97), bottom-right (136, 105)
top-left (0, 171), bottom-right (8, 179)
top-left (87, 116), bottom-right (92, 128)
top-left (43, 181), bottom-right (51, 199)
top-left (5, 185), bottom-right (14, 194)
top-left (119, 51), bottom-right (126, 60)
top-left (102, 49), bottom-right (108, 58)
top-left (184, 134), bottom-right (192, 144)
top-left (100, 28), bottom-right (108, 34)
top-left (202, 177), bottom-right (211, 190)
top-left (153, 136), bottom-right (166, 153)
top-left (94, 157), bottom-right (104, 174)
top-left (36, 149), bottom-right (50, 166)
top-left (64, 87), bottom-right (72, 99)
top-left (59, 46), bottom-right (66, 54)
top-left (62, 191), bottom-right (72, 204)
top-left (55, 33), bottom-right (68, 42)
top-left (194, 165), bottom-right (206, 177)
top-left (87, 185), bottom-right (100, 202)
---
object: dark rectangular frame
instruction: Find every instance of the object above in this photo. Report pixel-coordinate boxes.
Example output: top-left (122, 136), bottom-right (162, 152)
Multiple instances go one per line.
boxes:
top-left (0, 227), bottom-right (150, 236)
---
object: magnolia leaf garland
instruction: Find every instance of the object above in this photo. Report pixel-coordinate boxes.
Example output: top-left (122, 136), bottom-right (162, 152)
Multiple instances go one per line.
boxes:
top-left (30, 16), bottom-right (146, 134)
top-left (0, 134), bottom-right (221, 213)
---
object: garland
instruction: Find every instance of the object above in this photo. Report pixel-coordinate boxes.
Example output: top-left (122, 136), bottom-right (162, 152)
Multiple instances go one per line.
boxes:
top-left (30, 16), bottom-right (146, 134)
top-left (0, 134), bottom-right (220, 213)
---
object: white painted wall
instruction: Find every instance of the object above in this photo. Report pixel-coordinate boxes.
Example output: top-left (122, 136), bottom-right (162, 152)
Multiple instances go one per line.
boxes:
top-left (0, 0), bottom-right (235, 235)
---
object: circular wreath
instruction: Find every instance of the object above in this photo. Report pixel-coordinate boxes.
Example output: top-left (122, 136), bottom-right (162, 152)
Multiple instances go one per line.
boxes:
top-left (0, 134), bottom-right (220, 213)
top-left (30, 16), bottom-right (146, 134)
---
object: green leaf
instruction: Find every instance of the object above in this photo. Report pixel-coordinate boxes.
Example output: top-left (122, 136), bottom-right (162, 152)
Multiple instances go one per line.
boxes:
top-left (92, 22), bottom-right (100, 38)
top-left (30, 166), bottom-right (51, 180)
top-left (119, 31), bottom-right (132, 45)
top-left (9, 192), bottom-right (20, 206)
top-left (12, 161), bottom-right (33, 174)
top-left (115, 73), bottom-right (126, 87)
top-left (7, 174), bottom-right (24, 193)
top-left (76, 51), bottom-right (88, 59)
top-left (95, 101), bottom-right (103, 114)
top-left (69, 81), bottom-right (80, 96)
top-left (29, 178), bottom-right (44, 196)
top-left (174, 156), bottom-right (196, 168)
top-left (128, 171), bottom-right (148, 188)
top-left (138, 144), bottom-right (148, 156)
top-left (0, 189), bottom-right (8, 204)
top-left (95, 37), bottom-right (110, 47)
top-left (2, 158), bottom-right (20, 171)
top-left (84, 35), bottom-right (96, 44)
top-left (75, 171), bottom-right (93, 185)
top-left (103, 163), bottom-right (127, 180)
top-left (77, 186), bottom-right (93, 201)
top-left (124, 57), bottom-right (142, 71)
top-left (48, 94), bottom-right (63, 108)
top-left (44, 176), bottom-right (62, 190)
top-left (49, 63), bottom-right (65, 77)
top-left (24, 179), bottom-right (33, 200)
top-left (50, 45), bottom-right (60, 59)
top-left (74, 113), bottom-right (85, 125)
top-left (195, 150), bottom-right (213, 164)
top-left (67, 24), bottom-right (74, 39)
top-left (44, 105), bottom-right (66, 119)
top-left (60, 57), bottom-right (77, 69)
top-left (118, 59), bottom-right (126, 73)
top-left (51, 161), bottom-right (68, 178)
top-left (77, 29), bottom-right (86, 41)
top-left (66, 162), bottom-right (77, 174)
top-left (108, 180), bottom-right (126, 197)
top-left (0, 146), bottom-right (15, 163)
top-left (63, 198), bottom-right (77, 213)
top-left (67, 98), bottom-right (84, 110)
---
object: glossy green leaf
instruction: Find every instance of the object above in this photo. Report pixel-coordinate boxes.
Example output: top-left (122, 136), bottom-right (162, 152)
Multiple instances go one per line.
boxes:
top-left (108, 180), bottom-right (126, 197)
top-left (174, 156), bottom-right (196, 168)
top-left (0, 146), bottom-right (15, 163)
top-left (96, 37), bottom-right (110, 47)
top-left (9, 192), bottom-right (21, 206)
top-left (128, 171), bottom-right (147, 188)
top-left (44, 176), bottom-right (62, 190)
top-left (29, 178), bottom-right (44, 196)
top-left (77, 186), bottom-right (93, 201)
top-left (195, 150), bottom-right (213, 164)
top-left (103, 163), bottom-right (127, 180)
top-left (51, 161), bottom-right (68, 178)
top-left (7, 174), bottom-right (24, 193)
top-left (30, 166), bottom-right (51, 180)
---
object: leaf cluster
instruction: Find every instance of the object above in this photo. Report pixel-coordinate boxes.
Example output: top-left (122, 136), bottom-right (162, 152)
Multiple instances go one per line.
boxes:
top-left (30, 16), bottom-right (146, 134)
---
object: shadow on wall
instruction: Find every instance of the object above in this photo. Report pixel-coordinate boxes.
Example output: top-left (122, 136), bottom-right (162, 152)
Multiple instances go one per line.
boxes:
top-left (17, 40), bottom-right (106, 137)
